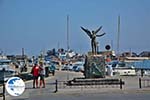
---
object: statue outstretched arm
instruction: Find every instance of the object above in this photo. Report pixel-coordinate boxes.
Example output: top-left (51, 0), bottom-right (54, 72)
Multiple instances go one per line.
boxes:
top-left (81, 26), bottom-right (92, 38)
top-left (94, 26), bottom-right (102, 34)
top-left (96, 33), bottom-right (106, 37)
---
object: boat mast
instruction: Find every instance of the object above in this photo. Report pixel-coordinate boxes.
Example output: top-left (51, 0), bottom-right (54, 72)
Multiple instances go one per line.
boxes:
top-left (67, 15), bottom-right (70, 51)
top-left (117, 15), bottom-right (120, 56)
top-left (111, 40), bottom-right (113, 50)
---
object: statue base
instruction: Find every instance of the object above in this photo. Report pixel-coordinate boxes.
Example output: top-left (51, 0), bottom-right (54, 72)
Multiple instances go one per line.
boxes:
top-left (84, 53), bottom-right (106, 78)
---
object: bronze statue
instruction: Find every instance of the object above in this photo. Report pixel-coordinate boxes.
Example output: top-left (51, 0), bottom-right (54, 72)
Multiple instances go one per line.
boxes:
top-left (81, 26), bottom-right (106, 54)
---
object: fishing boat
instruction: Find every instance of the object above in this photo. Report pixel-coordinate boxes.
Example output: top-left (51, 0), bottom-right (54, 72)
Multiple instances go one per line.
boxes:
top-left (112, 61), bottom-right (136, 76)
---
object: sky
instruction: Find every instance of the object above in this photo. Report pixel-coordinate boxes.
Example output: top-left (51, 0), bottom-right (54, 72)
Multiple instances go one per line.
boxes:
top-left (0, 0), bottom-right (150, 56)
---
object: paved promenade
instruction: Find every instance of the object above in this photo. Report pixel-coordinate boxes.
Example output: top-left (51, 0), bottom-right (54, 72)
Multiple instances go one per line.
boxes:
top-left (1, 71), bottom-right (150, 100)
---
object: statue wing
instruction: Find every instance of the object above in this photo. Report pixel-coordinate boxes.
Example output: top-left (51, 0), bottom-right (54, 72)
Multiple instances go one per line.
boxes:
top-left (96, 32), bottom-right (106, 37)
top-left (94, 26), bottom-right (102, 34)
top-left (81, 26), bottom-right (92, 38)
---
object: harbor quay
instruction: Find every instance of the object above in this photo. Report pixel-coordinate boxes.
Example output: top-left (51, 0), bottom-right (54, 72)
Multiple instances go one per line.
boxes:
top-left (1, 70), bottom-right (150, 100)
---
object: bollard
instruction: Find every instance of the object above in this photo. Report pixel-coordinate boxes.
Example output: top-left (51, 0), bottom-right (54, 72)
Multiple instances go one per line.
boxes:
top-left (141, 69), bottom-right (144, 77)
top-left (3, 83), bottom-right (5, 100)
top-left (54, 80), bottom-right (58, 93)
top-left (139, 78), bottom-right (142, 89)
top-left (120, 79), bottom-right (122, 89)
top-left (2, 68), bottom-right (5, 100)
top-left (45, 67), bottom-right (49, 77)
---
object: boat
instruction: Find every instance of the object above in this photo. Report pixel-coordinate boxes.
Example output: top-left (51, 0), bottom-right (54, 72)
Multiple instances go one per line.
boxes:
top-left (0, 59), bottom-right (12, 70)
top-left (72, 61), bottom-right (84, 72)
top-left (106, 61), bottom-right (136, 76)
top-left (113, 62), bottom-right (136, 76)
top-left (0, 59), bottom-right (16, 82)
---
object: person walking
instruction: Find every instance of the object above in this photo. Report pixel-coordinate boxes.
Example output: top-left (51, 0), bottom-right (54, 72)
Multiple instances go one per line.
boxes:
top-left (31, 63), bottom-right (40, 88)
top-left (39, 62), bottom-right (46, 88)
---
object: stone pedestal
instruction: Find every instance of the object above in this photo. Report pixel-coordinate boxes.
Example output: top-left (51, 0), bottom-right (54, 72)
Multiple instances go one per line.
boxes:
top-left (84, 54), bottom-right (106, 78)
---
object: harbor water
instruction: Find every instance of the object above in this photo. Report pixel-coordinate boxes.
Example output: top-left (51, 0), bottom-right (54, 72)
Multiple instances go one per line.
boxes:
top-left (130, 60), bottom-right (150, 69)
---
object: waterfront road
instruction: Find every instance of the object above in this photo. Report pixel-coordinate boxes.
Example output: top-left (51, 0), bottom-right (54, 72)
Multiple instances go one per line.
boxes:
top-left (1, 71), bottom-right (150, 100)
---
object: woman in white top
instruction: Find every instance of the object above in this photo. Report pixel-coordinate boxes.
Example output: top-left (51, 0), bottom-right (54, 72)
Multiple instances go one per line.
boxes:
top-left (39, 62), bottom-right (46, 88)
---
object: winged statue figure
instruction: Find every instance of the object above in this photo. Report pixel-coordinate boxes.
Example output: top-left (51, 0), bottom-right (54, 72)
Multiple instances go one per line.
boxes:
top-left (81, 26), bottom-right (106, 54)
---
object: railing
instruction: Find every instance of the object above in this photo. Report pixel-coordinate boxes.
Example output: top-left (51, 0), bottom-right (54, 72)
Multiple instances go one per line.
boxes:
top-left (0, 81), bottom-right (5, 100)
top-left (52, 78), bottom-right (125, 93)
top-left (0, 68), bottom-right (7, 100)
top-left (139, 78), bottom-right (150, 89)
top-left (0, 68), bottom-right (16, 100)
